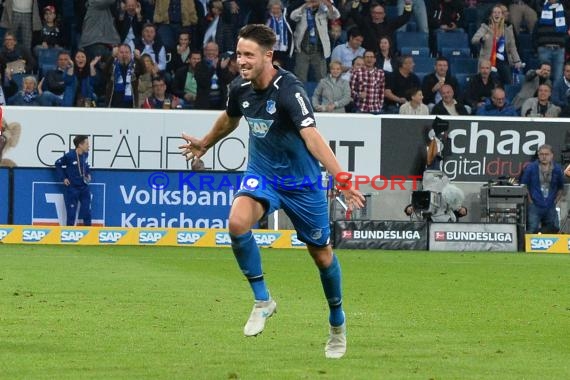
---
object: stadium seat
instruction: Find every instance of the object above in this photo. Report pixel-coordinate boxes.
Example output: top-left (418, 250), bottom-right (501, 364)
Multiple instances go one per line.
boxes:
top-left (454, 73), bottom-right (471, 89)
top-left (386, 5), bottom-right (399, 20)
top-left (406, 21), bottom-right (417, 32)
top-left (395, 31), bottom-right (429, 52)
top-left (524, 57), bottom-right (540, 71)
top-left (440, 47), bottom-right (471, 59)
top-left (436, 31), bottom-right (469, 56)
top-left (413, 56), bottom-right (436, 74)
top-left (504, 83), bottom-right (521, 102)
top-left (516, 33), bottom-right (532, 52)
top-left (517, 33), bottom-right (534, 65)
top-left (37, 48), bottom-right (61, 78)
top-left (449, 57), bottom-right (478, 75)
top-left (452, 73), bottom-right (470, 100)
top-left (400, 46), bottom-right (430, 57)
top-left (415, 72), bottom-right (428, 83)
top-left (464, 7), bottom-right (478, 25)
top-left (10, 72), bottom-right (26, 89)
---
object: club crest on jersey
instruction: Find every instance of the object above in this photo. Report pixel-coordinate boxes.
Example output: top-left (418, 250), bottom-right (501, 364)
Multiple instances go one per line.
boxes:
top-left (242, 101), bottom-right (250, 108)
top-left (245, 117), bottom-right (274, 138)
top-left (266, 100), bottom-right (276, 114)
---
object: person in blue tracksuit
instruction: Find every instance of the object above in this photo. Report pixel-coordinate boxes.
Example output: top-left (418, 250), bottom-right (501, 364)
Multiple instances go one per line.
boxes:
top-left (54, 135), bottom-right (92, 226)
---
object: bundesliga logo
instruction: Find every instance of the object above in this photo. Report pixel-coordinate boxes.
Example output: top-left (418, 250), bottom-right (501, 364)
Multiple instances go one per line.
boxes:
top-left (341, 231), bottom-right (353, 239)
top-left (435, 231), bottom-right (446, 241)
top-left (435, 231), bottom-right (513, 242)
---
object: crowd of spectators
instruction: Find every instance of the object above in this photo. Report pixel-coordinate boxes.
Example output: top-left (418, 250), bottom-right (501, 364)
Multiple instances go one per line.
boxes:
top-left (0, 0), bottom-right (568, 116)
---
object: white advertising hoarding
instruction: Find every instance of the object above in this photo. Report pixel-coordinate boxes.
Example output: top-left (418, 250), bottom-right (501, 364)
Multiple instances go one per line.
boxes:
top-left (1, 107), bottom-right (381, 176)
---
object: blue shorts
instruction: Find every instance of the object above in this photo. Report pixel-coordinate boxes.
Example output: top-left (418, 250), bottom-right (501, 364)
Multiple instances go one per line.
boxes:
top-left (234, 175), bottom-right (330, 247)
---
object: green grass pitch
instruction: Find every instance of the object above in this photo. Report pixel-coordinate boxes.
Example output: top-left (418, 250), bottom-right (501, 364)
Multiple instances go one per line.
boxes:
top-left (1, 244), bottom-right (569, 379)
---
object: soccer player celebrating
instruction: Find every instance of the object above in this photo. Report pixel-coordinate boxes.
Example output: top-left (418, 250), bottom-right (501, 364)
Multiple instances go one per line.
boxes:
top-left (180, 24), bottom-right (364, 359)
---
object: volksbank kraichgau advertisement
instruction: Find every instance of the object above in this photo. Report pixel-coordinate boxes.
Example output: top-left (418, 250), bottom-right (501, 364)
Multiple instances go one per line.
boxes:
top-left (12, 168), bottom-right (240, 228)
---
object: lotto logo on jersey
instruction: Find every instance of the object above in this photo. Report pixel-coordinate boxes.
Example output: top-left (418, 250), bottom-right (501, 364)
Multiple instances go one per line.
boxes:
top-left (22, 229), bottom-right (51, 242)
top-left (139, 230), bottom-right (167, 244)
top-left (245, 117), bottom-right (274, 138)
top-left (98, 230), bottom-right (127, 244)
top-left (0, 227), bottom-right (14, 241)
top-left (176, 231), bottom-right (205, 245)
top-left (60, 229), bottom-right (89, 243)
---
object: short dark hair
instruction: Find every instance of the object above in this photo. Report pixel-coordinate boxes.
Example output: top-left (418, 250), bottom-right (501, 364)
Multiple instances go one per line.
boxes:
top-left (349, 28), bottom-right (363, 39)
top-left (435, 56), bottom-right (449, 64)
top-left (238, 24), bottom-right (276, 51)
top-left (73, 135), bottom-right (88, 148)
top-left (398, 54), bottom-right (413, 68)
top-left (151, 74), bottom-right (166, 84)
top-left (405, 87), bottom-right (421, 101)
top-left (352, 56), bottom-right (364, 65)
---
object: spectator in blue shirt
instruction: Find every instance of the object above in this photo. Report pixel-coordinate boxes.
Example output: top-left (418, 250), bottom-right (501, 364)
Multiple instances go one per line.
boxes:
top-left (520, 144), bottom-right (565, 233)
top-left (476, 87), bottom-right (518, 116)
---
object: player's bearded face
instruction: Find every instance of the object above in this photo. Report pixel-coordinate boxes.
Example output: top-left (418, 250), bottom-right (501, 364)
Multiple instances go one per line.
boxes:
top-left (236, 39), bottom-right (270, 80)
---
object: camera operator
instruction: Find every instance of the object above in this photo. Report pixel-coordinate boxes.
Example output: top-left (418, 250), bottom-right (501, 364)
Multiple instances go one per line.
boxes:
top-left (404, 203), bottom-right (467, 221)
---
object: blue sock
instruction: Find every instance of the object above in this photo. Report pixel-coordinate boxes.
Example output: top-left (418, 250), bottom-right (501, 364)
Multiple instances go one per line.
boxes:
top-left (319, 253), bottom-right (345, 327)
top-left (230, 231), bottom-right (269, 301)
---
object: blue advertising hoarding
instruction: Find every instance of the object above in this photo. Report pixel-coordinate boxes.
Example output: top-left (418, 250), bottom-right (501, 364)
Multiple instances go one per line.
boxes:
top-left (12, 168), bottom-right (241, 227)
top-left (0, 168), bottom-right (9, 224)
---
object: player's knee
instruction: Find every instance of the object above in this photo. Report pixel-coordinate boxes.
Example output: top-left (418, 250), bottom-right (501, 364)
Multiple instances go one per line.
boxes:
top-left (228, 215), bottom-right (251, 236)
top-left (308, 245), bottom-right (333, 268)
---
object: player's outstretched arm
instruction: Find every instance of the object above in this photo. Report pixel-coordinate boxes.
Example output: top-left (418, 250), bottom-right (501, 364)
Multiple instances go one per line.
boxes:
top-left (300, 126), bottom-right (366, 208)
top-left (565, 164), bottom-right (570, 177)
top-left (180, 111), bottom-right (241, 161)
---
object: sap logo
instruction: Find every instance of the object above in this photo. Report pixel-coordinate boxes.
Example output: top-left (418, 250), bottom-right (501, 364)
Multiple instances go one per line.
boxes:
top-left (0, 228), bottom-right (13, 240)
top-left (60, 230), bottom-right (89, 243)
top-left (215, 232), bottom-right (281, 246)
top-left (245, 117), bottom-right (274, 138)
top-left (530, 237), bottom-right (558, 250)
top-left (290, 234), bottom-right (306, 247)
top-left (215, 232), bottom-right (232, 246)
top-left (254, 233), bottom-right (281, 247)
top-left (139, 230), bottom-right (167, 244)
top-left (22, 229), bottom-right (50, 242)
top-left (99, 230), bottom-right (127, 244)
top-left (177, 231), bottom-right (205, 245)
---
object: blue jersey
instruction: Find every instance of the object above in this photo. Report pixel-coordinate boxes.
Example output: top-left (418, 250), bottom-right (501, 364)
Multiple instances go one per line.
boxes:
top-left (55, 150), bottom-right (91, 187)
top-left (226, 67), bottom-right (320, 187)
